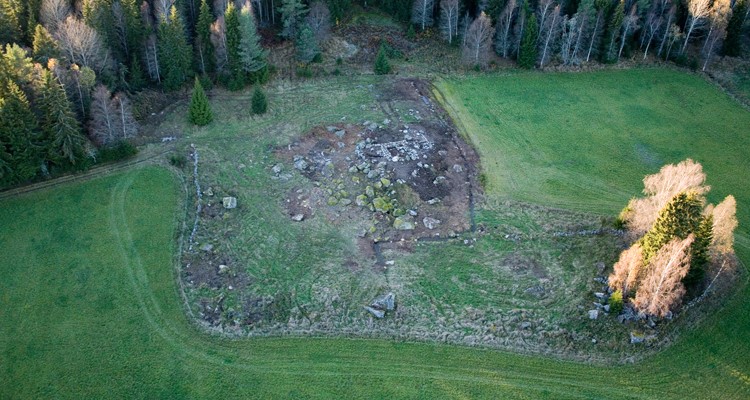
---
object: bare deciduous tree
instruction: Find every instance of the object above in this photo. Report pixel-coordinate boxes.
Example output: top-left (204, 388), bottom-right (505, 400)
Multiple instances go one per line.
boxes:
top-left (617, 5), bottom-right (640, 61)
top-left (90, 85), bottom-right (138, 145)
top-left (41, 0), bottom-right (71, 31)
top-left (440, 0), bottom-right (460, 44)
top-left (461, 12), bottom-right (494, 67)
top-left (641, 5), bottom-right (662, 59)
top-left (656, 4), bottom-right (675, 58)
top-left (538, 5), bottom-right (560, 68)
top-left (585, 1), bottom-right (605, 62)
top-left (622, 159), bottom-right (709, 236)
top-left (56, 16), bottom-right (109, 72)
top-left (155, 0), bottom-right (176, 21)
top-left (634, 235), bottom-right (693, 318)
top-left (411, 0), bottom-right (435, 31)
top-left (681, 0), bottom-right (712, 54)
top-left (711, 195), bottom-right (737, 255)
top-left (609, 243), bottom-right (644, 297)
top-left (537, 0), bottom-right (555, 41)
top-left (701, 0), bottom-right (731, 71)
top-left (305, 1), bottom-right (331, 43)
top-left (495, 0), bottom-right (516, 57)
top-left (90, 85), bottom-right (118, 145)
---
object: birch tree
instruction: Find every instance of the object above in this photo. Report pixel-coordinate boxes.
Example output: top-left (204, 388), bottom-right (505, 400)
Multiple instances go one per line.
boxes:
top-left (41, 0), bottom-right (71, 31)
top-left (609, 243), bottom-right (645, 297)
top-left (305, 1), bottom-right (331, 43)
top-left (90, 85), bottom-right (118, 146)
top-left (656, 4), bottom-right (676, 58)
top-left (412, 0), bottom-right (435, 31)
top-left (711, 195), bottom-right (737, 255)
top-left (681, 0), bottom-right (712, 55)
top-left (641, 3), bottom-right (662, 59)
top-left (585, 0), bottom-right (607, 62)
top-left (701, 0), bottom-right (731, 71)
top-left (440, 0), bottom-right (460, 44)
top-left (617, 4), bottom-right (640, 60)
top-left (461, 11), bottom-right (494, 66)
top-left (56, 16), bottom-right (109, 72)
top-left (633, 235), bottom-right (693, 318)
top-left (495, 0), bottom-right (516, 57)
top-left (538, 4), bottom-right (560, 68)
top-left (621, 159), bottom-right (709, 237)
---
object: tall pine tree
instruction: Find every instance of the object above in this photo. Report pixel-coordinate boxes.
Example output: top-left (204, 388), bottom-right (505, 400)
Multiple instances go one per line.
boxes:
top-left (195, 0), bottom-right (215, 75)
top-left (32, 24), bottom-right (60, 65)
top-left (723, 0), bottom-right (747, 57)
top-left (0, 81), bottom-right (42, 184)
top-left (239, 1), bottom-right (268, 81)
top-left (225, 2), bottom-right (244, 89)
top-left (158, 6), bottom-right (193, 91)
top-left (601, 0), bottom-right (624, 63)
top-left (518, 14), bottom-right (538, 68)
top-left (38, 71), bottom-right (89, 167)
top-left (188, 77), bottom-right (213, 126)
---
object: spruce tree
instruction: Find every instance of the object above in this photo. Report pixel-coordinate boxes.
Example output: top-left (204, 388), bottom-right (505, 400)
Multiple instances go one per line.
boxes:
top-left (374, 44), bottom-right (391, 74)
top-left (239, 2), bottom-right (268, 79)
top-left (280, 0), bottom-right (308, 39)
top-left (723, 0), bottom-right (747, 57)
top-left (188, 77), bottom-right (213, 126)
top-left (602, 0), bottom-right (624, 63)
top-left (32, 24), bottom-right (59, 64)
top-left (158, 6), bottom-right (193, 91)
top-left (0, 81), bottom-right (42, 184)
top-left (251, 86), bottom-right (267, 114)
top-left (518, 14), bottom-right (538, 69)
top-left (196, 0), bottom-right (216, 75)
top-left (224, 3), bottom-right (244, 89)
top-left (296, 24), bottom-right (320, 64)
top-left (639, 191), bottom-right (709, 286)
top-left (38, 71), bottom-right (88, 166)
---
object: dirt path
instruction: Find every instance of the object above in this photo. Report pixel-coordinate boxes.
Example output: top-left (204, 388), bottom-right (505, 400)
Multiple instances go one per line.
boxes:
top-left (0, 143), bottom-right (175, 201)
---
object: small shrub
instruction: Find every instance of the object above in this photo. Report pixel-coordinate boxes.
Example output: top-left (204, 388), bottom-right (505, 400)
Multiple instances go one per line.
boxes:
top-left (169, 152), bottom-right (187, 168)
top-left (251, 86), bottom-right (268, 114)
top-left (188, 77), bottom-right (213, 126)
top-left (331, 68), bottom-right (341, 76)
top-left (478, 172), bottom-right (488, 189)
top-left (609, 290), bottom-right (624, 315)
top-left (97, 141), bottom-right (138, 163)
top-left (374, 45), bottom-right (391, 75)
top-left (296, 66), bottom-right (313, 78)
top-left (406, 24), bottom-right (415, 40)
top-left (336, 57), bottom-right (343, 65)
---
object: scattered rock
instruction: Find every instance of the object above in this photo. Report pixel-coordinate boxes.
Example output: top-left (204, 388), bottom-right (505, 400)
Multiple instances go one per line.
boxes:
top-left (588, 309), bottom-right (599, 320)
top-left (433, 176), bottom-right (447, 185)
top-left (452, 164), bottom-right (464, 173)
top-left (596, 261), bottom-right (606, 274)
top-left (291, 214), bottom-right (305, 222)
top-left (371, 292), bottom-right (396, 311)
top-left (594, 292), bottom-right (607, 300)
top-left (218, 264), bottom-right (229, 274)
top-left (294, 157), bottom-right (308, 170)
top-left (355, 195), bottom-right (368, 206)
top-left (335, 130), bottom-right (346, 139)
top-left (200, 243), bottom-right (213, 252)
top-left (204, 187), bottom-right (214, 196)
top-left (363, 306), bottom-right (385, 319)
top-left (603, 304), bottom-right (611, 313)
top-left (393, 215), bottom-right (415, 230)
top-left (272, 164), bottom-right (283, 174)
top-left (630, 331), bottom-right (645, 344)
top-left (520, 322), bottom-right (532, 330)
top-left (427, 198), bottom-right (441, 205)
top-left (339, 198), bottom-right (352, 206)
top-left (422, 217), bottom-right (441, 230)
top-left (222, 197), bottom-right (237, 209)
top-left (408, 209), bottom-right (418, 216)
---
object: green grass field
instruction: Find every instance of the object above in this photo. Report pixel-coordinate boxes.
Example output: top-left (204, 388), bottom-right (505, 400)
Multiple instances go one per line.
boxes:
top-left (2, 69), bottom-right (750, 398)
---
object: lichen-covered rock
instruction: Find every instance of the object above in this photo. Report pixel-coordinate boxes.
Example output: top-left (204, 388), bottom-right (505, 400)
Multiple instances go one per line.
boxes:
top-left (356, 195), bottom-right (368, 206)
top-left (373, 197), bottom-right (392, 213)
top-left (393, 215), bottom-right (415, 230)
top-left (222, 197), bottom-right (237, 209)
top-left (423, 217), bottom-right (441, 230)
top-left (365, 186), bottom-right (375, 198)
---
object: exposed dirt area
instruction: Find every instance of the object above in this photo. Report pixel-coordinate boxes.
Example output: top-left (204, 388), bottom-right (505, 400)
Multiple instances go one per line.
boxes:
top-left (275, 79), bottom-right (480, 261)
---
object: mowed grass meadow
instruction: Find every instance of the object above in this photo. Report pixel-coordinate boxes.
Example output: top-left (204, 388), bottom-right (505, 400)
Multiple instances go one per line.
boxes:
top-left (1, 69), bottom-right (749, 398)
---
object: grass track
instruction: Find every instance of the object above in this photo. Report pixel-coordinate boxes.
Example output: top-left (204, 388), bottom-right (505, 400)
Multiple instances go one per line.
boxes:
top-left (1, 69), bottom-right (750, 398)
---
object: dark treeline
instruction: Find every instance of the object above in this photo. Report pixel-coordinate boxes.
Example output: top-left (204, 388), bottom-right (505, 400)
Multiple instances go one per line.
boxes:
top-left (0, 0), bottom-right (747, 187)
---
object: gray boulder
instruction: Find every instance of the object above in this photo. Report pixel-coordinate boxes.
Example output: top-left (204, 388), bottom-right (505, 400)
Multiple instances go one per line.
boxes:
top-left (588, 309), bottom-right (599, 320)
top-left (371, 292), bottom-right (396, 311)
top-left (423, 217), bottom-right (441, 230)
top-left (222, 197), bottom-right (237, 209)
top-left (363, 306), bottom-right (385, 319)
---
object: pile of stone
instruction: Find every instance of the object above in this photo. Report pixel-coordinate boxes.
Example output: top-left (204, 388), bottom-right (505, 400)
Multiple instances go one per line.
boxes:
top-left (363, 292), bottom-right (396, 319)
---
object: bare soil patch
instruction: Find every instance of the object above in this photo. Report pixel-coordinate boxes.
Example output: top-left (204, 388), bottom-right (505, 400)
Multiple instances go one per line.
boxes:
top-left (275, 79), bottom-right (480, 261)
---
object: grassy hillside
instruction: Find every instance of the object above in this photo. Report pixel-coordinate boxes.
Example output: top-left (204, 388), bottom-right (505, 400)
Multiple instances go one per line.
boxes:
top-left (436, 69), bottom-right (750, 253)
top-left (1, 69), bottom-right (749, 398)
top-left (0, 166), bottom-right (749, 398)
